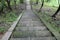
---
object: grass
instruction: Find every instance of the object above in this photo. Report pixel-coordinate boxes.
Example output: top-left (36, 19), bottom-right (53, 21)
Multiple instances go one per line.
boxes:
top-left (0, 11), bottom-right (18, 22)
top-left (4, 11), bottom-right (18, 22)
top-left (0, 10), bottom-right (19, 34)
top-left (32, 3), bottom-right (58, 16)
top-left (39, 12), bottom-right (60, 32)
top-left (0, 27), bottom-right (5, 34)
top-left (45, 0), bottom-right (59, 7)
top-left (11, 0), bottom-right (20, 5)
top-left (0, 0), bottom-right (25, 34)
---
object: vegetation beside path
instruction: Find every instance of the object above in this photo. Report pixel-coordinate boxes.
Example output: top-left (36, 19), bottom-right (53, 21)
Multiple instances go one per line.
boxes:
top-left (31, 0), bottom-right (60, 39)
top-left (0, 0), bottom-right (25, 38)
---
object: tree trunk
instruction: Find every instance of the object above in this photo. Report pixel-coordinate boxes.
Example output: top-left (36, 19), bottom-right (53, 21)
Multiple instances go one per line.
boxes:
top-left (36, 0), bottom-right (39, 4)
top-left (52, 5), bottom-right (60, 18)
top-left (0, 7), bottom-right (4, 14)
top-left (38, 0), bottom-right (44, 12)
top-left (20, 0), bottom-right (24, 3)
top-left (14, 0), bottom-right (16, 9)
top-left (6, 0), bottom-right (12, 10)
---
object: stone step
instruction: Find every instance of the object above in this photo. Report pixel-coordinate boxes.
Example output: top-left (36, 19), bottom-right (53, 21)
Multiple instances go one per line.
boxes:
top-left (17, 21), bottom-right (44, 27)
top-left (15, 27), bottom-right (47, 31)
top-left (17, 24), bottom-right (45, 27)
top-left (11, 31), bottom-right (52, 38)
top-left (10, 37), bottom-right (56, 40)
top-left (20, 21), bottom-right (42, 24)
top-left (21, 18), bottom-right (40, 21)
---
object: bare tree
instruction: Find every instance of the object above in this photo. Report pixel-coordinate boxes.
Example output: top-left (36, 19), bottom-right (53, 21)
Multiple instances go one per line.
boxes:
top-left (38, 0), bottom-right (44, 12)
top-left (52, 0), bottom-right (60, 18)
top-left (6, 0), bottom-right (12, 10)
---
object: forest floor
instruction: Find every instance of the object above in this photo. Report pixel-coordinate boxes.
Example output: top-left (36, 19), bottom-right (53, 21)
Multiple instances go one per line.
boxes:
top-left (0, 4), bottom-right (25, 39)
top-left (32, 4), bottom-right (60, 20)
